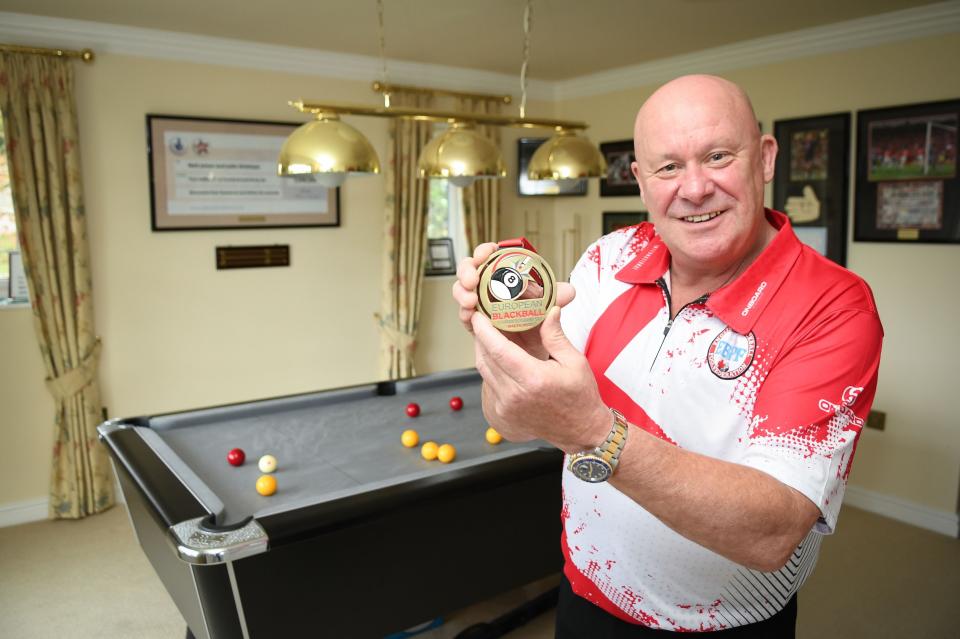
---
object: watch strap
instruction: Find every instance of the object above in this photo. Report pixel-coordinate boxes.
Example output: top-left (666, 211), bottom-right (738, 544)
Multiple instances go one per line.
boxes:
top-left (596, 408), bottom-right (628, 469)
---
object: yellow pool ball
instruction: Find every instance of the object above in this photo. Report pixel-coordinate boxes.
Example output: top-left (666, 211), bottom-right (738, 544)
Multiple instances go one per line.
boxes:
top-left (420, 441), bottom-right (439, 461)
top-left (401, 429), bottom-right (419, 448)
top-left (437, 444), bottom-right (457, 464)
top-left (255, 474), bottom-right (277, 496)
top-left (485, 427), bottom-right (503, 445)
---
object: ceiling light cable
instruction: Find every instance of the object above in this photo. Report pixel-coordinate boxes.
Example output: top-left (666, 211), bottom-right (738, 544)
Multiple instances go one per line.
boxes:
top-left (377, 0), bottom-right (390, 108)
top-left (519, 0), bottom-right (532, 120)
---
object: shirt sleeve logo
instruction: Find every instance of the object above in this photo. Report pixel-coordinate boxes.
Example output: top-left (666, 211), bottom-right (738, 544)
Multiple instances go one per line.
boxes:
top-left (707, 328), bottom-right (756, 379)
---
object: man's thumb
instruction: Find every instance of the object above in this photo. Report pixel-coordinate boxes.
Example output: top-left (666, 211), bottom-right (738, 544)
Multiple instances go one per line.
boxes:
top-left (540, 306), bottom-right (575, 362)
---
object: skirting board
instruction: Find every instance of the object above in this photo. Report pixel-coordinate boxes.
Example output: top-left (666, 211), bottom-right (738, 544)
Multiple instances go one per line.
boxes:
top-left (2, 485), bottom-right (956, 536)
top-left (843, 485), bottom-right (959, 538)
top-left (0, 474), bottom-right (127, 528)
top-left (0, 498), bottom-right (49, 528)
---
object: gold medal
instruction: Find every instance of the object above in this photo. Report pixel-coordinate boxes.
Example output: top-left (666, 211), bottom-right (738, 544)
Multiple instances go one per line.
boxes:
top-left (477, 244), bottom-right (556, 332)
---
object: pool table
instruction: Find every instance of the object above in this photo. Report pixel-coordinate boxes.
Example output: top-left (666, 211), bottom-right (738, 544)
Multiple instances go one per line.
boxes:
top-left (98, 369), bottom-right (563, 639)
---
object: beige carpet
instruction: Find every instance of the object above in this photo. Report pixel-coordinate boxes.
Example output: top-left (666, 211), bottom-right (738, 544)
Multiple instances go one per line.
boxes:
top-left (0, 504), bottom-right (956, 638)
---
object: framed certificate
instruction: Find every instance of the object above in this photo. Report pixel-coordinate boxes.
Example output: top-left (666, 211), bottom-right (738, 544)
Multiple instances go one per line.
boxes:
top-left (147, 115), bottom-right (340, 231)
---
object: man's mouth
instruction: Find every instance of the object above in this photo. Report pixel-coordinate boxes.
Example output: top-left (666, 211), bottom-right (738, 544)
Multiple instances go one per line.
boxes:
top-left (681, 210), bottom-right (723, 223)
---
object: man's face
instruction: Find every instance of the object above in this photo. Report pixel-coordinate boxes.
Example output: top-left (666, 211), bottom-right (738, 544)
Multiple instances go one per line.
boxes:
top-left (631, 88), bottom-right (777, 273)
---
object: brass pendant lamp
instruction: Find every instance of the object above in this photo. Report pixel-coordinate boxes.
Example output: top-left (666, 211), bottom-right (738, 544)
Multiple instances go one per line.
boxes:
top-left (277, 113), bottom-right (380, 188)
top-left (528, 128), bottom-right (607, 181)
top-left (520, 2), bottom-right (605, 182)
top-left (417, 122), bottom-right (506, 188)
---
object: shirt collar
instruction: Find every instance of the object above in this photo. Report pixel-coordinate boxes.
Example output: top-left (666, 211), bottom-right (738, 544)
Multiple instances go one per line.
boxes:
top-left (615, 225), bottom-right (670, 285)
top-left (615, 210), bottom-right (803, 333)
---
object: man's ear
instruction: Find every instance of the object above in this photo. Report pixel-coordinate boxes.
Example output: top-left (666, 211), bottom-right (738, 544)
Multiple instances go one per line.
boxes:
top-left (631, 161), bottom-right (644, 202)
top-left (760, 134), bottom-right (778, 184)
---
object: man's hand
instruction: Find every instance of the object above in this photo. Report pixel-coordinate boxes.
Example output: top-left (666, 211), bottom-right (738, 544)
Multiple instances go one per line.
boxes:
top-left (471, 305), bottom-right (610, 453)
top-left (451, 242), bottom-right (575, 359)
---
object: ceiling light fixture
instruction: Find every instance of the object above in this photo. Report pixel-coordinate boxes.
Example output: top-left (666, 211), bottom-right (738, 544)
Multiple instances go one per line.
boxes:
top-left (278, 0), bottom-right (605, 187)
top-left (417, 122), bottom-right (506, 187)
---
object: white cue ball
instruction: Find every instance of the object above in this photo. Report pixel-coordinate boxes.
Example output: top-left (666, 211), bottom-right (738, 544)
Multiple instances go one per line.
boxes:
top-left (258, 454), bottom-right (278, 474)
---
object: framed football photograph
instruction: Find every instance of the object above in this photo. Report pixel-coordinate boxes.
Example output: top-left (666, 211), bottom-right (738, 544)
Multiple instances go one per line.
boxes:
top-left (854, 99), bottom-right (960, 243)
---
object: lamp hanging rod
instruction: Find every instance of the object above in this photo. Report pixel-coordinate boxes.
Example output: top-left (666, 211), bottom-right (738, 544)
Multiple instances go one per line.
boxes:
top-left (0, 43), bottom-right (94, 62)
top-left (290, 99), bottom-right (585, 131)
top-left (371, 81), bottom-right (512, 105)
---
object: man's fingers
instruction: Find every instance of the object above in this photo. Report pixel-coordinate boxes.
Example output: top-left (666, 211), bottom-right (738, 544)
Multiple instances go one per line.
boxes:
top-left (473, 242), bottom-right (498, 261)
top-left (452, 280), bottom-right (478, 310)
top-left (471, 312), bottom-right (535, 385)
top-left (539, 306), bottom-right (579, 365)
top-left (455, 257), bottom-right (480, 293)
top-left (557, 282), bottom-right (576, 308)
top-left (472, 314), bottom-right (518, 391)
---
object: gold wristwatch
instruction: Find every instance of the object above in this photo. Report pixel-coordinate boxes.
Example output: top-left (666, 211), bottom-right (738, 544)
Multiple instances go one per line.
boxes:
top-left (567, 409), bottom-right (629, 483)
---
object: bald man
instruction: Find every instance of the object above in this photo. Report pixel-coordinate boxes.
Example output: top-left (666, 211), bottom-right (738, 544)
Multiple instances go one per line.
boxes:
top-left (453, 75), bottom-right (882, 637)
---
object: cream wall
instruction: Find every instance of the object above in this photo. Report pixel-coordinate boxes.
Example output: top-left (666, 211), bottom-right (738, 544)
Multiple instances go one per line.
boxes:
top-left (552, 33), bottom-right (960, 514)
top-left (0, 52), bottom-right (555, 505)
top-left (3, 32), bottom-right (958, 521)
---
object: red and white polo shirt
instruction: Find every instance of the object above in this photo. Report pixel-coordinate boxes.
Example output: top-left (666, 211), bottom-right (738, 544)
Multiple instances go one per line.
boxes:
top-left (558, 210), bottom-right (883, 631)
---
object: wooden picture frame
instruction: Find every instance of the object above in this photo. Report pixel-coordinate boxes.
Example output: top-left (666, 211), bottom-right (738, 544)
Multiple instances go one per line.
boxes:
top-left (600, 140), bottom-right (639, 197)
top-left (602, 212), bottom-right (647, 235)
top-left (517, 138), bottom-right (587, 197)
top-left (147, 115), bottom-right (340, 231)
top-left (773, 112), bottom-right (851, 266)
top-left (854, 99), bottom-right (959, 243)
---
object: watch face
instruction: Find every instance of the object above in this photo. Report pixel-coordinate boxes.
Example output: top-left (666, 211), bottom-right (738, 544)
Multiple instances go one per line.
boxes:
top-left (571, 456), bottom-right (611, 483)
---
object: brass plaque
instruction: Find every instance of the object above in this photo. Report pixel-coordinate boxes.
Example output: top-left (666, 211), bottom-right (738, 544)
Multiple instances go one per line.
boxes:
top-left (477, 247), bottom-right (556, 332)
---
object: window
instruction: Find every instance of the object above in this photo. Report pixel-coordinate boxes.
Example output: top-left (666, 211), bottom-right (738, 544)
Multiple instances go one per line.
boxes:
top-left (0, 110), bottom-right (18, 301)
top-left (426, 176), bottom-right (468, 276)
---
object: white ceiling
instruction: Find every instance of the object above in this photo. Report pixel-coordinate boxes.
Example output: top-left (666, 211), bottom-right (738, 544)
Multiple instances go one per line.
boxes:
top-left (0, 0), bottom-right (946, 80)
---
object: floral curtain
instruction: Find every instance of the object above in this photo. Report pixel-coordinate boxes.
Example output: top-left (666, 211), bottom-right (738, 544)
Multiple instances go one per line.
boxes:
top-left (457, 96), bottom-right (502, 247)
top-left (0, 52), bottom-right (113, 518)
top-left (377, 92), bottom-right (434, 379)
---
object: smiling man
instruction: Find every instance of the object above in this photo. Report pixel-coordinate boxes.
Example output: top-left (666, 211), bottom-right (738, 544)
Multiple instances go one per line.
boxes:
top-left (452, 75), bottom-right (883, 637)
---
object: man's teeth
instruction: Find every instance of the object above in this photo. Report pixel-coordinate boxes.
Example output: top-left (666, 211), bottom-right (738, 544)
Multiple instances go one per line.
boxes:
top-left (683, 211), bottom-right (722, 223)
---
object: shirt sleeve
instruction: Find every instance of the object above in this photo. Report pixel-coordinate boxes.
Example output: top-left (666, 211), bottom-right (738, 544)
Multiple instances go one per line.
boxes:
top-left (738, 307), bottom-right (883, 533)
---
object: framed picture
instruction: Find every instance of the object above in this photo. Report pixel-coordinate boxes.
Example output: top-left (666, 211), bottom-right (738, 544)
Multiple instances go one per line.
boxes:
top-left (517, 138), bottom-right (587, 197)
top-left (425, 238), bottom-right (456, 276)
top-left (602, 212), bottom-right (647, 235)
top-left (8, 250), bottom-right (29, 300)
top-left (147, 115), bottom-right (340, 231)
top-left (773, 113), bottom-right (851, 265)
top-left (600, 140), bottom-right (639, 197)
top-left (854, 99), bottom-right (959, 243)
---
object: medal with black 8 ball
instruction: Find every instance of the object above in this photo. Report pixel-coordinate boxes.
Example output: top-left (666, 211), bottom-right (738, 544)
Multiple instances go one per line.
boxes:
top-left (477, 247), bottom-right (556, 333)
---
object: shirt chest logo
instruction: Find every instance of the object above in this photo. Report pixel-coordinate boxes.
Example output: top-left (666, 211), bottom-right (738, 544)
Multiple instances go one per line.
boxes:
top-left (707, 328), bottom-right (756, 379)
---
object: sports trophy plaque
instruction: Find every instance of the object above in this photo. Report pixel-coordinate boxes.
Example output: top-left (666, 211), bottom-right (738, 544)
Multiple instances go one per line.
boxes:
top-left (476, 238), bottom-right (557, 332)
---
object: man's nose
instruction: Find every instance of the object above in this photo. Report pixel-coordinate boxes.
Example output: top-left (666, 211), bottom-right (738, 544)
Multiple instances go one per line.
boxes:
top-left (677, 165), bottom-right (715, 204)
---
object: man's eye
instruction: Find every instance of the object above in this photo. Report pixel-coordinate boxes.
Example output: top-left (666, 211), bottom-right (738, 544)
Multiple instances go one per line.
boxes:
top-left (710, 152), bottom-right (729, 162)
top-left (658, 163), bottom-right (678, 173)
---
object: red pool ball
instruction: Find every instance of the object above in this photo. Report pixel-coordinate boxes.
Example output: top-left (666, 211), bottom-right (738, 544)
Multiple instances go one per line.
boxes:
top-left (405, 403), bottom-right (421, 418)
top-left (449, 396), bottom-right (464, 411)
top-left (226, 448), bottom-right (245, 466)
